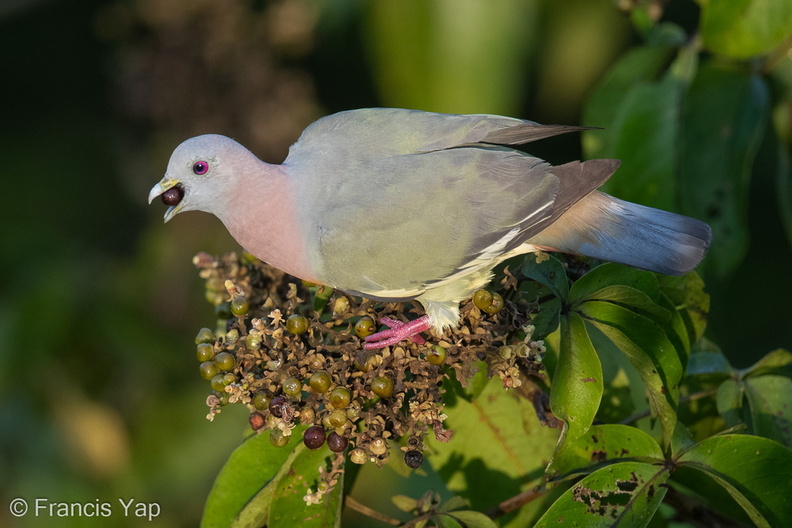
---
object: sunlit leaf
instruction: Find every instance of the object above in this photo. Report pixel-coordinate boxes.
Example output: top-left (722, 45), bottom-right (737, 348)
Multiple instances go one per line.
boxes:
top-left (552, 313), bottom-right (604, 445)
top-left (677, 434), bottom-right (792, 527)
top-left (699, 0), bottom-right (792, 59)
top-left (535, 461), bottom-right (670, 527)
top-left (678, 63), bottom-right (770, 276)
top-left (426, 377), bottom-right (560, 527)
top-left (201, 430), bottom-right (301, 528)
top-left (579, 301), bottom-right (681, 447)
top-left (569, 264), bottom-right (661, 305)
top-left (268, 444), bottom-right (342, 528)
top-left (742, 348), bottom-right (792, 378)
top-left (547, 424), bottom-right (664, 479)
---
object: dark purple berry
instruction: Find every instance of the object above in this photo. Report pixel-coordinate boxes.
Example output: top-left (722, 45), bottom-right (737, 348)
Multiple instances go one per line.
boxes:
top-left (404, 449), bottom-right (424, 469)
top-left (327, 432), bottom-right (349, 453)
top-left (161, 186), bottom-right (183, 206)
top-left (303, 425), bottom-right (326, 450)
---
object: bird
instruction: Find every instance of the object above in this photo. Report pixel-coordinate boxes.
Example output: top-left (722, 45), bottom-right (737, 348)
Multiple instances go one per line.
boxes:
top-left (148, 108), bottom-right (711, 349)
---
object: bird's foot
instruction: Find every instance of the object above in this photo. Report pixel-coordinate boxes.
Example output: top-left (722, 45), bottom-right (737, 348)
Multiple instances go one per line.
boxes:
top-left (363, 316), bottom-right (430, 349)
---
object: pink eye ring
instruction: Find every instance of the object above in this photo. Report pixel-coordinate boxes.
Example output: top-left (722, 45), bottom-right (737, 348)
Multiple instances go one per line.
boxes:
top-left (193, 161), bottom-right (209, 174)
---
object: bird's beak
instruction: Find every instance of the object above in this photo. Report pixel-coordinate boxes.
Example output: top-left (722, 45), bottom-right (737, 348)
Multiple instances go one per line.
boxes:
top-left (148, 177), bottom-right (183, 223)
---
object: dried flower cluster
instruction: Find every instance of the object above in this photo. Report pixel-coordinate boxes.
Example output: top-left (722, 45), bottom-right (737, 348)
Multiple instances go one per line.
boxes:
top-left (192, 251), bottom-right (547, 501)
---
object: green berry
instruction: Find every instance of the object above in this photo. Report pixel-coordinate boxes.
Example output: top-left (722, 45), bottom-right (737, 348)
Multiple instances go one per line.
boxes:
top-left (215, 301), bottom-right (232, 320)
top-left (303, 425), bottom-right (326, 450)
top-left (245, 333), bottom-right (262, 350)
top-left (199, 361), bottom-right (220, 380)
top-left (253, 392), bottom-right (270, 411)
top-left (195, 327), bottom-right (215, 345)
top-left (472, 289), bottom-right (493, 310)
top-left (332, 297), bottom-right (350, 315)
top-left (286, 314), bottom-right (309, 335)
top-left (210, 374), bottom-right (226, 392)
top-left (214, 351), bottom-right (235, 371)
top-left (269, 428), bottom-right (289, 447)
top-left (309, 371), bottom-right (331, 393)
top-left (282, 377), bottom-right (303, 397)
top-left (230, 296), bottom-right (249, 317)
top-left (370, 376), bottom-right (394, 398)
top-left (216, 391), bottom-right (230, 406)
top-left (483, 292), bottom-right (505, 314)
top-left (354, 317), bottom-right (376, 338)
top-left (196, 343), bottom-right (215, 362)
top-left (222, 373), bottom-right (237, 385)
top-left (329, 386), bottom-right (351, 409)
top-left (327, 432), bottom-right (349, 452)
top-left (426, 345), bottom-right (446, 365)
top-left (327, 409), bottom-right (347, 428)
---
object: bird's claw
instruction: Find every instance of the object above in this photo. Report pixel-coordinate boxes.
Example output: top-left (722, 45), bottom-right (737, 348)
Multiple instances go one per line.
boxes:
top-left (363, 315), bottom-right (429, 349)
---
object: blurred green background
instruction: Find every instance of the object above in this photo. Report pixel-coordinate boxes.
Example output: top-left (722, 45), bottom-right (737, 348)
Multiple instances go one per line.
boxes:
top-left (1, 0), bottom-right (790, 526)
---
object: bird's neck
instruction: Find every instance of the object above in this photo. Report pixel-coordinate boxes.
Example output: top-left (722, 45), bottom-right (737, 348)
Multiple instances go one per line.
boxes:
top-left (217, 162), bottom-right (317, 283)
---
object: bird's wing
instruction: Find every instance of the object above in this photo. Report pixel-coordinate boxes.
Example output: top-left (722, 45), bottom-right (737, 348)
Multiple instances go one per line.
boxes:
top-left (285, 108), bottom-right (593, 161)
top-left (291, 137), bottom-right (616, 299)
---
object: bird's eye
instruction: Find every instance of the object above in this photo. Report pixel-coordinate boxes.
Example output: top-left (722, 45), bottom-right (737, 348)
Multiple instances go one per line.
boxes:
top-left (192, 161), bottom-right (209, 175)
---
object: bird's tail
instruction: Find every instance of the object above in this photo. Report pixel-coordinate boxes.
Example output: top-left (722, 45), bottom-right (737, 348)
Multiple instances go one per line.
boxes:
top-left (529, 191), bottom-right (712, 275)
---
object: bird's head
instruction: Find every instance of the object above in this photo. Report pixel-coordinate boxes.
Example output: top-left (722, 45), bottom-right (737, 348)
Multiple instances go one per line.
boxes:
top-left (148, 134), bottom-right (251, 222)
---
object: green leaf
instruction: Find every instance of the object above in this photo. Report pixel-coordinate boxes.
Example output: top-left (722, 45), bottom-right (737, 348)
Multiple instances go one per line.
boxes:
top-left (268, 444), bottom-right (342, 528)
top-left (699, 0), bottom-right (792, 59)
top-left (744, 375), bottom-right (792, 448)
top-left (552, 313), bottom-right (604, 445)
top-left (365, 0), bottom-right (535, 114)
top-left (742, 348), bottom-right (792, 378)
top-left (583, 41), bottom-right (679, 158)
top-left (657, 272), bottom-right (710, 345)
top-left (547, 424), bottom-right (664, 479)
top-left (678, 63), bottom-right (770, 277)
top-left (426, 376), bottom-right (560, 527)
top-left (535, 461), bottom-right (670, 527)
top-left (392, 495), bottom-right (418, 513)
top-left (521, 254), bottom-right (569, 301)
top-left (569, 264), bottom-right (661, 306)
top-left (715, 379), bottom-right (746, 430)
top-left (579, 301), bottom-right (681, 447)
top-left (677, 434), bottom-right (792, 527)
top-left (442, 510), bottom-right (499, 528)
top-left (201, 430), bottom-right (301, 528)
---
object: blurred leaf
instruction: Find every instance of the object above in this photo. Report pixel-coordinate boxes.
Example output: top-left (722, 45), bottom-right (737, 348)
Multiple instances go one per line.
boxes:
top-left (685, 349), bottom-right (732, 377)
top-left (742, 348), bottom-right (792, 378)
top-left (584, 35), bottom-right (696, 210)
top-left (521, 254), bottom-right (569, 301)
top-left (579, 302), bottom-right (681, 447)
top-left (441, 510), bottom-right (498, 528)
top-left (365, 0), bottom-right (536, 114)
top-left (535, 461), bottom-right (670, 527)
top-left (657, 272), bottom-right (710, 344)
top-left (269, 444), bottom-right (342, 528)
top-left (778, 137), bottom-right (792, 247)
top-left (699, 0), bottom-right (792, 59)
top-left (392, 494), bottom-right (418, 513)
top-left (715, 379), bottom-right (746, 430)
top-left (678, 63), bottom-right (770, 277)
top-left (547, 424), bottom-right (664, 479)
top-left (202, 428), bottom-right (302, 528)
top-left (677, 434), bottom-right (792, 527)
top-left (583, 37), bottom-right (680, 157)
top-left (743, 375), bottom-right (792, 448)
top-left (552, 313), bottom-right (604, 445)
top-left (426, 376), bottom-right (559, 527)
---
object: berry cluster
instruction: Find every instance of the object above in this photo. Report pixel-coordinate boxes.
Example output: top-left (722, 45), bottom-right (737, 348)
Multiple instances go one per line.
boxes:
top-left (192, 251), bottom-right (547, 500)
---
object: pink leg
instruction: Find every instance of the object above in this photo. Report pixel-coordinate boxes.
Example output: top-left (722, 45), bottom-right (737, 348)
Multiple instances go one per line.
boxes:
top-left (363, 316), bottom-right (430, 349)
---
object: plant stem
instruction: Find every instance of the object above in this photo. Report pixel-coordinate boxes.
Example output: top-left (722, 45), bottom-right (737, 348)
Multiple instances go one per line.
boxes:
top-left (345, 496), bottom-right (401, 526)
